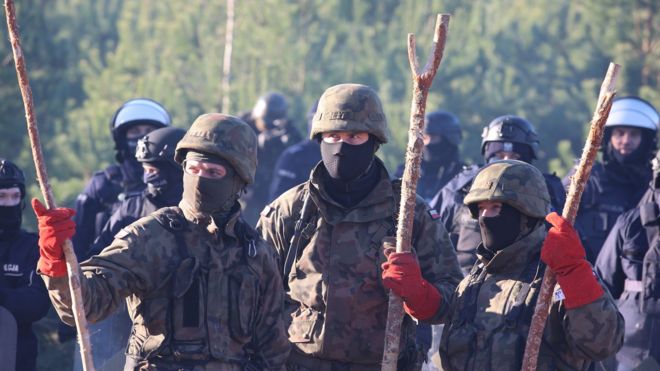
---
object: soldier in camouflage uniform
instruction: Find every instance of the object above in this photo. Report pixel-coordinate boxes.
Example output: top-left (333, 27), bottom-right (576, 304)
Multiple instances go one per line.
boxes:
top-left (439, 160), bottom-right (624, 371)
top-left (32, 114), bottom-right (289, 370)
top-left (430, 115), bottom-right (566, 274)
top-left (257, 84), bottom-right (463, 370)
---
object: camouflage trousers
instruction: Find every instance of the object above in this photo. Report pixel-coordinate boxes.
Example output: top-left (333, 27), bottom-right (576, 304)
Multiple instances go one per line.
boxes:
top-left (286, 351), bottom-right (381, 371)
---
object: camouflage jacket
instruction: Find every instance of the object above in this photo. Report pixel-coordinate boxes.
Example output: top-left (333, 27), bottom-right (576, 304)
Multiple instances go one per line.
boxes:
top-left (42, 206), bottom-right (289, 370)
top-left (440, 225), bottom-right (624, 371)
top-left (257, 159), bottom-right (463, 365)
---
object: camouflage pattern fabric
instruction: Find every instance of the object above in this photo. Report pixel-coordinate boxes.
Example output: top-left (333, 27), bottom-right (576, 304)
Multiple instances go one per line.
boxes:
top-left (310, 84), bottom-right (389, 143)
top-left (439, 224), bottom-right (624, 371)
top-left (257, 158), bottom-right (463, 367)
top-left (174, 113), bottom-right (258, 184)
top-left (463, 160), bottom-right (550, 218)
top-left (41, 206), bottom-right (289, 370)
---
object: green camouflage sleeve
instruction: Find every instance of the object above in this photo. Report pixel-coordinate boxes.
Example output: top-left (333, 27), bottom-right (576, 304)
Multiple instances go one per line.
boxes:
top-left (549, 279), bottom-right (624, 360)
top-left (252, 242), bottom-right (291, 369)
top-left (41, 219), bottom-right (171, 326)
top-left (412, 196), bottom-right (464, 324)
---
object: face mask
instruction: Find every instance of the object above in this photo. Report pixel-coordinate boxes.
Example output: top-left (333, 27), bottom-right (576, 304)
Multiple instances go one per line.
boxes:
top-left (0, 204), bottom-right (22, 236)
top-left (320, 136), bottom-right (375, 181)
top-left (478, 204), bottom-right (521, 252)
top-left (181, 171), bottom-right (244, 217)
top-left (144, 166), bottom-right (183, 206)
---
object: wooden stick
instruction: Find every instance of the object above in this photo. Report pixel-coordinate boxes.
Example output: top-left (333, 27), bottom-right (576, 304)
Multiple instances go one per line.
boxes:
top-left (381, 14), bottom-right (450, 371)
top-left (521, 62), bottom-right (620, 371)
top-left (3, 1), bottom-right (95, 370)
top-left (221, 0), bottom-right (234, 112)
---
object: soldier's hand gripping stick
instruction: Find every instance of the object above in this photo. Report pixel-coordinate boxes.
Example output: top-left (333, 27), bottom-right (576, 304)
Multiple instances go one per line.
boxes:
top-left (4, 1), bottom-right (96, 369)
top-left (522, 62), bottom-right (620, 371)
top-left (381, 14), bottom-right (450, 371)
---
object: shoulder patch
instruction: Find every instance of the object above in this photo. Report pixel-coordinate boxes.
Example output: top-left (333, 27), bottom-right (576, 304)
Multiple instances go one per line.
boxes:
top-left (428, 209), bottom-right (441, 220)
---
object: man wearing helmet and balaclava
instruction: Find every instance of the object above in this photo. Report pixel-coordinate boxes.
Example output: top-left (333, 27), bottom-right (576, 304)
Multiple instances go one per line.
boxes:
top-left (431, 115), bottom-right (566, 274)
top-left (32, 114), bottom-right (289, 369)
top-left (258, 83), bottom-right (462, 370)
top-left (440, 160), bottom-right (623, 370)
top-left (569, 96), bottom-right (659, 262)
top-left (241, 92), bottom-right (303, 225)
top-left (0, 159), bottom-right (49, 371)
top-left (596, 129), bottom-right (660, 370)
top-left (71, 98), bottom-right (171, 262)
top-left (395, 110), bottom-right (464, 202)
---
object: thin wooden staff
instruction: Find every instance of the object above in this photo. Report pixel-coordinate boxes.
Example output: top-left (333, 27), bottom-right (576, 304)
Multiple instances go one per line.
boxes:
top-left (220, 0), bottom-right (234, 112)
top-left (381, 13), bottom-right (450, 371)
top-left (521, 62), bottom-right (620, 371)
top-left (3, 1), bottom-right (95, 370)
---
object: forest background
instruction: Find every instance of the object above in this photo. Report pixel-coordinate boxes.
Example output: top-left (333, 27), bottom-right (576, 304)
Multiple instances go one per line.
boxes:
top-left (0, 0), bottom-right (658, 368)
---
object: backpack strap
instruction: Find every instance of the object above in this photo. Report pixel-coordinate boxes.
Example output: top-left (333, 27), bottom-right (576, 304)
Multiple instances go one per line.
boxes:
top-left (283, 184), bottom-right (317, 288)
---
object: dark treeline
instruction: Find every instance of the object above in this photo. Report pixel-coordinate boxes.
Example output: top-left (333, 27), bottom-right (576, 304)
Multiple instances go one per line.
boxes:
top-left (1, 0), bottom-right (658, 229)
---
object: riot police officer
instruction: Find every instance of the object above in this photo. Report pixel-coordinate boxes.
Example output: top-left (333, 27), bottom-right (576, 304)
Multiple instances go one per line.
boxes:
top-left (596, 148), bottom-right (660, 370)
top-left (242, 92), bottom-right (303, 225)
top-left (258, 84), bottom-right (462, 370)
top-left (71, 98), bottom-right (171, 260)
top-left (395, 110), bottom-right (463, 202)
top-left (0, 159), bottom-right (50, 371)
top-left (268, 100), bottom-right (320, 202)
top-left (431, 115), bottom-right (566, 273)
top-left (33, 114), bottom-right (289, 370)
top-left (570, 96), bottom-right (659, 262)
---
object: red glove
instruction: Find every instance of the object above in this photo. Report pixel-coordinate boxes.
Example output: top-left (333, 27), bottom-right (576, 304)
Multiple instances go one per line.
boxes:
top-left (32, 198), bottom-right (76, 277)
top-left (541, 212), bottom-right (603, 309)
top-left (381, 238), bottom-right (442, 320)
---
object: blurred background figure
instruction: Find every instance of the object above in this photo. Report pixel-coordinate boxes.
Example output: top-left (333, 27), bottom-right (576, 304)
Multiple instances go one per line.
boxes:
top-left (0, 159), bottom-right (50, 371)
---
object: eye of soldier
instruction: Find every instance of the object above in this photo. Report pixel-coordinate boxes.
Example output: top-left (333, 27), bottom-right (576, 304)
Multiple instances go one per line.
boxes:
top-left (0, 187), bottom-right (22, 206)
top-left (322, 131), bottom-right (369, 145)
top-left (184, 160), bottom-right (227, 179)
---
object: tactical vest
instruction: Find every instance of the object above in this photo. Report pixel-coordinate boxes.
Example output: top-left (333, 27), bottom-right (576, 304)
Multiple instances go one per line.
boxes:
top-left (125, 207), bottom-right (264, 369)
top-left (441, 256), bottom-right (546, 371)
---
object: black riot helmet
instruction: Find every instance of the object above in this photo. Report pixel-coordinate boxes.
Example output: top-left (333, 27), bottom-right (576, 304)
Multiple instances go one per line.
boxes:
top-left (481, 115), bottom-right (539, 162)
top-left (110, 98), bottom-right (171, 162)
top-left (135, 127), bottom-right (187, 167)
top-left (425, 110), bottom-right (462, 147)
top-left (0, 159), bottom-right (26, 197)
top-left (251, 92), bottom-right (288, 130)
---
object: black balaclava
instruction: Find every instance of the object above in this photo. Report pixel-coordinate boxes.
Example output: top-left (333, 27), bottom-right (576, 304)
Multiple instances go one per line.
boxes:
top-left (320, 135), bottom-right (380, 207)
top-left (143, 161), bottom-right (183, 208)
top-left (181, 151), bottom-right (246, 223)
top-left (422, 140), bottom-right (459, 175)
top-left (478, 203), bottom-right (522, 252)
top-left (120, 137), bottom-right (145, 190)
top-left (0, 187), bottom-right (23, 239)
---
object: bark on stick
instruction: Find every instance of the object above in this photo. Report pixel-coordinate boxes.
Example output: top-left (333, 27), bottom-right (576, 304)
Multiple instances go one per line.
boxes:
top-left (3, 1), bottom-right (95, 370)
top-left (381, 14), bottom-right (450, 371)
top-left (521, 62), bottom-right (620, 371)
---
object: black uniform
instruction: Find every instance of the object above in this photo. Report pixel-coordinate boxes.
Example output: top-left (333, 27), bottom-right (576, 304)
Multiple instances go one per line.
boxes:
top-left (268, 139), bottom-right (321, 202)
top-left (0, 230), bottom-right (50, 371)
top-left (431, 164), bottom-right (566, 273)
top-left (595, 188), bottom-right (660, 370)
top-left (566, 161), bottom-right (651, 263)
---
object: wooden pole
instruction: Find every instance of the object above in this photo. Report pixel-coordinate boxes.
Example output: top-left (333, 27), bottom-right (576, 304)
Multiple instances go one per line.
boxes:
top-left (381, 14), bottom-right (450, 371)
top-left (3, 1), bottom-right (95, 370)
top-left (221, 0), bottom-right (235, 112)
top-left (521, 62), bottom-right (620, 371)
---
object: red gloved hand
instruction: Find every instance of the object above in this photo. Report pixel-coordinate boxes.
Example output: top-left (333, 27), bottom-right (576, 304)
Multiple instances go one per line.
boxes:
top-left (541, 212), bottom-right (603, 309)
top-left (381, 238), bottom-right (441, 320)
top-left (32, 198), bottom-right (76, 277)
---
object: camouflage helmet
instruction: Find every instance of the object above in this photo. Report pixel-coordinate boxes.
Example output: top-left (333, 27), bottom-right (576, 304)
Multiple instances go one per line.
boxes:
top-left (310, 83), bottom-right (389, 143)
top-left (464, 160), bottom-right (550, 218)
top-left (174, 113), bottom-right (258, 184)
